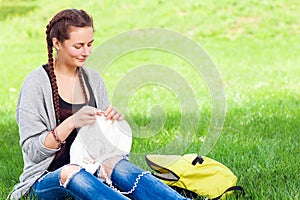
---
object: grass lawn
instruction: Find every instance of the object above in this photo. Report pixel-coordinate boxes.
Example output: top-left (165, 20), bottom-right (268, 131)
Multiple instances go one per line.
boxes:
top-left (1, 0), bottom-right (299, 199)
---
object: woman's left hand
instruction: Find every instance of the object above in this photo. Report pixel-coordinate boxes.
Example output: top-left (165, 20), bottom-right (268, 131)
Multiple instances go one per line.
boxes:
top-left (98, 106), bottom-right (125, 121)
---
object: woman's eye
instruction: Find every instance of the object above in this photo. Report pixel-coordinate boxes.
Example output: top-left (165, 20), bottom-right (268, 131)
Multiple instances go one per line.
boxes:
top-left (74, 45), bottom-right (82, 49)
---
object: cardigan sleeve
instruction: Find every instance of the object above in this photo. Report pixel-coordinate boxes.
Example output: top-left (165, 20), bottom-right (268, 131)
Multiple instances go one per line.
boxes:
top-left (16, 68), bottom-right (58, 164)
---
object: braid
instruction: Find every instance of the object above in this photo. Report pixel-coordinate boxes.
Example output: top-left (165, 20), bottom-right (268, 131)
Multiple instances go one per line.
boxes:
top-left (45, 9), bottom-right (93, 124)
top-left (78, 67), bottom-right (88, 105)
top-left (46, 21), bottom-right (60, 124)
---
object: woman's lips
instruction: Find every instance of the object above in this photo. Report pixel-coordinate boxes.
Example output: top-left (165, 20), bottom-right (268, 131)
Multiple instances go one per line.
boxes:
top-left (77, 58), bottom-right (86, 62)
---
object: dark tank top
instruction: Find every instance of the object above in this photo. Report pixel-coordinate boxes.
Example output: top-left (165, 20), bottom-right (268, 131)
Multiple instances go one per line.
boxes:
top-left (43, 65), bottom-right (96, 171)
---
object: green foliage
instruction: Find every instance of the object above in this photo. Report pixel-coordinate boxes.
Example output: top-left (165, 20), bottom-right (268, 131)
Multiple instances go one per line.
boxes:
top-left (0, 0), bottom-right (38, 21)
top-left (0, 0), bottom-right (299, 199)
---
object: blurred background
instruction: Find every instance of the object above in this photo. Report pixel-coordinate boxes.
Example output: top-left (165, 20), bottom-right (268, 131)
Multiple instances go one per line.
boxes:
top-left (1, 0), bottom-right (299, 199)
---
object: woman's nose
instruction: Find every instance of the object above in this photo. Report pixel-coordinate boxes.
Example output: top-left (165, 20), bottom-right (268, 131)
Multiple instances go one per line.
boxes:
top-left (82, 46), bottom-right (90, 56)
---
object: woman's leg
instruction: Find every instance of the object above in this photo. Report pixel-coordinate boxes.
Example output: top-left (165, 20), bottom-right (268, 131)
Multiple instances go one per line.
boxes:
top-left (30, 165), bottom-right (129, 200)
top-left (111, 159), bottom-right (190, 200)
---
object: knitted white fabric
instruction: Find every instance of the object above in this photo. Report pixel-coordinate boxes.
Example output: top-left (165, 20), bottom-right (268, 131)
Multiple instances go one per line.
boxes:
top-left (70, 116), bottom-right (132, 174)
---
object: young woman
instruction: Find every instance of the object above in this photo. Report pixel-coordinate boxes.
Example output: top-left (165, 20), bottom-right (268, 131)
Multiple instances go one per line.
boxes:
top-left (9, 9), bottom-right (189, 200)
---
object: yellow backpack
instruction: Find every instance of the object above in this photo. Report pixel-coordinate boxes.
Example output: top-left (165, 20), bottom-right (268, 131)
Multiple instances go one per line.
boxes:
top-left (145, 154), bottom-right (244, 199)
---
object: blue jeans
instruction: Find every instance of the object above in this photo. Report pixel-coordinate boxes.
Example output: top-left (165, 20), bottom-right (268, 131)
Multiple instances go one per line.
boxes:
top-left (30, 159), bottom-right (190, 200)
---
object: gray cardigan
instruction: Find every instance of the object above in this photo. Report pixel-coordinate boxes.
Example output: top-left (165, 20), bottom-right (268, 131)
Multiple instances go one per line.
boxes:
top-left (9, 66), bottom-right (110, 199)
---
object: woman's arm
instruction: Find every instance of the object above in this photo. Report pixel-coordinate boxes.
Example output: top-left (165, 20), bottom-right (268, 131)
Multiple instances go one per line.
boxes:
top-left (17, 68), bottom-right (58, 163)
top-left (44, 106), bottom-right (99, 148)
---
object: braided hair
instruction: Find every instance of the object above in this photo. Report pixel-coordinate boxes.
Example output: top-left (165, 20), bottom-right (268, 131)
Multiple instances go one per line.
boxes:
top-left (45, 9), bottom-right (93, 124)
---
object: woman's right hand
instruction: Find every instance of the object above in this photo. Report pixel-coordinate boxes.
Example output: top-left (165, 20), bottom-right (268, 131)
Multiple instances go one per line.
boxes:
top-left (70, 106), bottom-right (98, 128)
top-left (45, 106), bottom-right (97, 149)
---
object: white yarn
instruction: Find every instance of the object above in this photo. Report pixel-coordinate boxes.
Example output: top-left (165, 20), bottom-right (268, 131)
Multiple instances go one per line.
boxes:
top-left (70, 115), bottom-right (132, 174)
top-left (99, 163), bottom-right (151, 195)
top-left (70, 115), bottom-right (148, 194)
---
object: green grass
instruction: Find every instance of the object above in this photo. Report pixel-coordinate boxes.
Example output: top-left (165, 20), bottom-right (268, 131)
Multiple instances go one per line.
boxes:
top-left (1, 0), bottom-right (300, 199)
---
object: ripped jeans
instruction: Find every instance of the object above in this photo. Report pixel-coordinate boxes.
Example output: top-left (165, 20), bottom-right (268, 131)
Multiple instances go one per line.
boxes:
top-left (30, 159), bottom-right (190, 200)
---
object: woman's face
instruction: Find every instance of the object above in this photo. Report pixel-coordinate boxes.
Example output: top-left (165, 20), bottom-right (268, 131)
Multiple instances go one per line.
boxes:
top-left (55, 26), bottom-right (94, 68)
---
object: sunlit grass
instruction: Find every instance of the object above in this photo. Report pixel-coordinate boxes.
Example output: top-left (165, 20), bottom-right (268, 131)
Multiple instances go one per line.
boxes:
top-left (1, 0), bottom-right (300, 199)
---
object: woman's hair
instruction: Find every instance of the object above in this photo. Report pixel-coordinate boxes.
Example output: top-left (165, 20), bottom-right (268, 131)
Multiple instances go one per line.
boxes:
top-left (45, 9), bottom-right (93, 124)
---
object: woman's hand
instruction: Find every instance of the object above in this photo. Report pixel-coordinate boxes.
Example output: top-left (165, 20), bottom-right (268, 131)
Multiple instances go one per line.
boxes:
top-left (45, 106), bottom-right (97, 148)
top-left (98, 106), bottom-right (125, 121)
top-left (71, 106), bottom-right (98, 128)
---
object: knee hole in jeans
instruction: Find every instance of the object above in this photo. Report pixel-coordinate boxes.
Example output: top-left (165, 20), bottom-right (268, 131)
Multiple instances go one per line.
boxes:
top-left (60, 164), bottom-right (81, 188)
top-left (98, 157), bottom-right (123, 182)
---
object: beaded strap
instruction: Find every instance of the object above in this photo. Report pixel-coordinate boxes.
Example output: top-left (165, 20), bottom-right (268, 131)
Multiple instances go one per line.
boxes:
top-left (99, 163), bottom-right (150, 195)
top-left (51, 129), bottom-right (65, 147)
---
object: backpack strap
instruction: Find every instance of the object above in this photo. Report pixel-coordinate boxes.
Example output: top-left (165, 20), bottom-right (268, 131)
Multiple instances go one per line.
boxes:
top-left (212, 185), bottom-right (245, 200)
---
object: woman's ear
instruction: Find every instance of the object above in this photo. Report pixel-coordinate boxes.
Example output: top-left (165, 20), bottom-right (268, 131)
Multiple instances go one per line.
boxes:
top-left (52, 38), bottom-right (61, 51)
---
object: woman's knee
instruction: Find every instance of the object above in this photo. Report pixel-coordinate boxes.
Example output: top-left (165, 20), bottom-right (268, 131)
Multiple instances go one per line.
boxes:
top-left (112, 159), bottom-right (144, 182)
top-left (60, 164), bottom-right (81, 187)
top-left (98, 157), bottom-right (123, 181)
